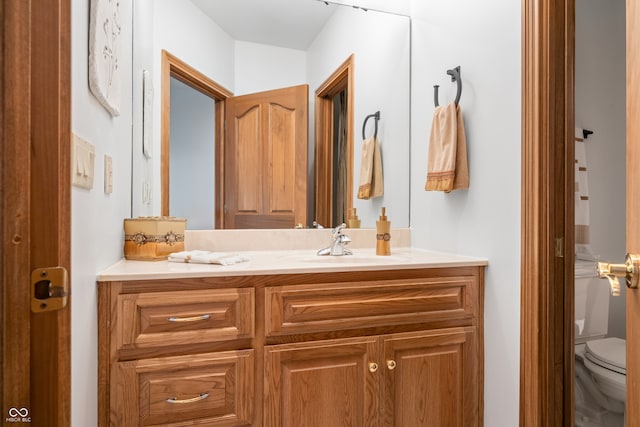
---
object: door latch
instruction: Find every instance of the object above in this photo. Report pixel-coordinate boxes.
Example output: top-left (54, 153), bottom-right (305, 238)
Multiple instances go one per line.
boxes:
top-left (31, 267), bottom-right (69, 313)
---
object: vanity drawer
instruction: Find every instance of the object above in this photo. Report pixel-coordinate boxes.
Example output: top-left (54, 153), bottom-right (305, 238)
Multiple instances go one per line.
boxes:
top-left (116, 350), bottom-right (254, 426)
top-left (115, 288), bottom-right (254, 352)
top-left (265, 276), bottom-right (478, 336)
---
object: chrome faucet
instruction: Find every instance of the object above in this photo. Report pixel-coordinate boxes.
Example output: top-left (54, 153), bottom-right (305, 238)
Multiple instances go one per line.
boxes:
top-left (317, 223), bottom-right (352, 256)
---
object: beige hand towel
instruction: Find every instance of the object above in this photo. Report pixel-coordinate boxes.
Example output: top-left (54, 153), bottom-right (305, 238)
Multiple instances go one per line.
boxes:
top-left (357, 136), bottom-right (384, 199)
top-left (425, 102), bottom-right (469, 192)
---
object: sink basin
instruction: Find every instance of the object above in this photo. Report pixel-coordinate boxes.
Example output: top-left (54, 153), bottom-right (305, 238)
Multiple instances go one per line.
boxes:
top-left (281, 251), bottom-right (406, 265)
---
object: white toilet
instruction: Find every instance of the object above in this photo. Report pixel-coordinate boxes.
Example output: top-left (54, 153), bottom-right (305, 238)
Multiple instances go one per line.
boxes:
top-left (574, 260), bottom-right (626, 426)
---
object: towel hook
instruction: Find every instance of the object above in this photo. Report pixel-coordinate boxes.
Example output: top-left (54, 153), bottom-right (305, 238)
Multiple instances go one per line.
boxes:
top-left (434, 66), bottom-right (462, 107)
top-left (362, 111), bottom-right (380, 140)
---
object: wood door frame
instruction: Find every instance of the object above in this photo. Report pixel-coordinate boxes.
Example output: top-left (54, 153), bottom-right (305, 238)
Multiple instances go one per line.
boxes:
top-left (160, 50), bottom-right (233, 229)
top-left (2, 0), bottom-right (71, 424)
top-left (314, 54), bottom-right (355, 227)
top-left (520, 0), bottom-right (576, 425)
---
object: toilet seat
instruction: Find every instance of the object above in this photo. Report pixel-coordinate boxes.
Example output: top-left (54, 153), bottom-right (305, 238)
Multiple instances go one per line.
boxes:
top-left (584, 337), bottom-right (626, 375)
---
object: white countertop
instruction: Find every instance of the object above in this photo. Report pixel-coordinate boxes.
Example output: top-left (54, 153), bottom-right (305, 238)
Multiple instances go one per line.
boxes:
top-left (97, 247), bottom-right (488, 282)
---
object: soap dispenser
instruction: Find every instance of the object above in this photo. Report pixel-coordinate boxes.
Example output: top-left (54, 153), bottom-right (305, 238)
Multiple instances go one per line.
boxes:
top-left (376, 207), bottom-right (391, 256)
top-left (347, 208), bottom-right (361, 229)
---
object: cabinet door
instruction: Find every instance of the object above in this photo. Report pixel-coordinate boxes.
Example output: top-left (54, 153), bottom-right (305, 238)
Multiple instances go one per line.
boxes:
top-left (264, 337), bottom-right (380, 427)
top-left (381, 327), bottom-right (480, 427)
top-left (114, 350), bottom-right (254, 427)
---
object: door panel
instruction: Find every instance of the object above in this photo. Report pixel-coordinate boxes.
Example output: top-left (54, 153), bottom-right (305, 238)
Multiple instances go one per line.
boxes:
top-left (225, 84), bottom-right (308, 229)
top-left (382, 328), bottom-right (479, 427)
top-left (627, 0), bottom-right (640, 421)
top-left (264, 337), bottom-right (379, 427)
top-left (235, 106), bottom-right (261, 214)
top-left (268, 103), bottom-right (297, 214)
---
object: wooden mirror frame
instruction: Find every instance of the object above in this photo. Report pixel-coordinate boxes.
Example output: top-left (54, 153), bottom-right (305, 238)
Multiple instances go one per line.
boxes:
top-left (520, 0), bottom-right (575, 425)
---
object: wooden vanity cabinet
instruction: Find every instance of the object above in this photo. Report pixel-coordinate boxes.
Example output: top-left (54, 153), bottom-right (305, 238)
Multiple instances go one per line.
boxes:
top-left (263, 269), bottom-right (483, 427)
top-left (99, 266), bottom-right (484, 427)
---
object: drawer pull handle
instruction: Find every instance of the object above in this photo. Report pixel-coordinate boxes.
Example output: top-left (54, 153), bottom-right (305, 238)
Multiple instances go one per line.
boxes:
top-left (167, 314), bottom-right (211, 323)
top-left (166, 392), bottom-right (209, 404)
top-left (387, 360), bottom-right (397, 370)
top-left (368, 362), bottom-right (378, 373)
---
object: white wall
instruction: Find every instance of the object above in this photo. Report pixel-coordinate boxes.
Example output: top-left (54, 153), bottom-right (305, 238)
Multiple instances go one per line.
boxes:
top-left (234, 41), bottom-right (307, 95)
top-left (576, 0), bottom-right (627, 339)
top-left (409, 1), bottom-right (521, 425)
top-left (307, 7), bottom-right (411, 228)
top-left (132, 0), bottom-right (235, 218)
top-left (169, 78), bottom-right (216, 229)
top-left (71, 1), bottom-right (133, 426)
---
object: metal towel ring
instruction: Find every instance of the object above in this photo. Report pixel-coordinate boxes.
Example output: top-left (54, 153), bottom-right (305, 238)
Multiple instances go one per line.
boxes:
top-left (362, 111), bottom-right (380, 139)
top-left (434, 66), bottom-right (462, 107)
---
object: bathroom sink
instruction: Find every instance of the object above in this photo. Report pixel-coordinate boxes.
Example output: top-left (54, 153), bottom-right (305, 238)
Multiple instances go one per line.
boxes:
top-left (281, 251), bottom-right (406, 265)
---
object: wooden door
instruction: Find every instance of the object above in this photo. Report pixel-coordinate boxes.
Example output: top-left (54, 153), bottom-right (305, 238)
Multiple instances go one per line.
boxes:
top-left (381, 328), bottom-right (479, 427)
top-left (627, 1), bottom-right (640, 422)
top-left (1, 0), bottom-right (71, 425)
top-left (264, 337), bottom-right (380, 427)
top-left (225, 85), bottom-right (308, 229)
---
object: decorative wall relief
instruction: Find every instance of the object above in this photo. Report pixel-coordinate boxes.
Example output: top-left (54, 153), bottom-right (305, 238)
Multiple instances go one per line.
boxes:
top-left (89, 0), bottom-right (122, 116)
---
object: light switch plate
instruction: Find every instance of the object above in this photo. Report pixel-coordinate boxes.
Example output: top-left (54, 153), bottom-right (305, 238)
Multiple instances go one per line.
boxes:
top-left (71, 133), bottom-right (95, 190)
top-left (104, 154), bottom-right (113, 194)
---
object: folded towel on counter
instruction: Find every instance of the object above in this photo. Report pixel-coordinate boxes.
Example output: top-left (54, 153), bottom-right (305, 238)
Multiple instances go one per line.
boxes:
top-left (357, 136), bottom-right (384, 199)
top-left (168, 250), bottom-right (250, 265)
top-left (425, 102), bottom-right (469, 192)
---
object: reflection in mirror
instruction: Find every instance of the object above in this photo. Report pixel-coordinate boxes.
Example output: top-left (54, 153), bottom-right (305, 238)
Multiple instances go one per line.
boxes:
top-left (169, 77), bottom-right (215, 229)
top-left (131, 0), bottom-right (410, 229)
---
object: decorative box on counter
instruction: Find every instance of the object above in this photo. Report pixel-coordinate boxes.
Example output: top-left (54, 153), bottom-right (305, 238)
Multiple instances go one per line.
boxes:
top-left (123, 216), bottom-right (186, 261)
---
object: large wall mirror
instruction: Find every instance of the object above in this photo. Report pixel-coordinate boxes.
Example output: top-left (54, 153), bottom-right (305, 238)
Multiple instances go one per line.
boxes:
top-left (131, 0), bottom-right (410, 229)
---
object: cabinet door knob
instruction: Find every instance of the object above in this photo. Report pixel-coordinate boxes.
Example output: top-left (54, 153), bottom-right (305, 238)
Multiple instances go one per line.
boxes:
top-left (386, 360), bottom-right (397, 370)
top-left (368, 362), bottom-right (378, 373)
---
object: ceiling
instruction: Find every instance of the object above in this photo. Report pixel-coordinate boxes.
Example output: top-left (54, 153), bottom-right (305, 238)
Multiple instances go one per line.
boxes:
top-left (190, 0), bottom-right (338, 51)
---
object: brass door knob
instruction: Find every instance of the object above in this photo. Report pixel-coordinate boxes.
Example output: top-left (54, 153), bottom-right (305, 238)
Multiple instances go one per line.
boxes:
top-left (597, 253), bottom-right (640, 295)
top-left (368, 362), bottom-right (378, 373)
top-left (386, 360), bottom-right (397, 370)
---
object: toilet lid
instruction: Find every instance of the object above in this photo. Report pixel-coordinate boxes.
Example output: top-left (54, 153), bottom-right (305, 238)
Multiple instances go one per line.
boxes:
top-left (584, 337), bottom-right (626, 375)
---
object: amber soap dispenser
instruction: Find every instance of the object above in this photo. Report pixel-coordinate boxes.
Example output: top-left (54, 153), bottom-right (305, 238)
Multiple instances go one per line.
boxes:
top-left (376, 207), bottom-right (391, 256)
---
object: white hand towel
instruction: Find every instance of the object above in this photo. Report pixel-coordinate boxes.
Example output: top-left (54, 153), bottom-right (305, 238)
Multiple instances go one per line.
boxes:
top-left (168, 250), bottom-right (250, 265)
top-left (167, 250), bottom-right (209, 262)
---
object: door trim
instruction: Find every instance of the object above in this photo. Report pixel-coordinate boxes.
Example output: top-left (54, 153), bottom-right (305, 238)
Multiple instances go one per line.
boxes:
top-left (520, 0), bottom-right (575, 425)
top-left (160, 50), bottom-right (233, 228)
top-left (314, 54), bottom-right (355, 227)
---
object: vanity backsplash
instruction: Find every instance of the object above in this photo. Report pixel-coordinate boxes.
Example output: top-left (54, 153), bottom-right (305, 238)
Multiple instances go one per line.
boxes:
top-left (184, 227), bottom-right (411, 252)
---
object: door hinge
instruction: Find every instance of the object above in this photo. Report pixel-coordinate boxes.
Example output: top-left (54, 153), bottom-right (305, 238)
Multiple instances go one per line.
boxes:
top-left (555, 238), bottom-right (564, 258)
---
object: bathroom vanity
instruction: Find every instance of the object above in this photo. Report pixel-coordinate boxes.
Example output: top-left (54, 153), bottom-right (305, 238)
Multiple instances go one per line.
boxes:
top-left (97, 244), bottom-right (486, 426)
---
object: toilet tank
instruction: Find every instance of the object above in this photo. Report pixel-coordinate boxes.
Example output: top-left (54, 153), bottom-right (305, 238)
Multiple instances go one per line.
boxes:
top-left (575, 260), bottom-right (610, 343)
